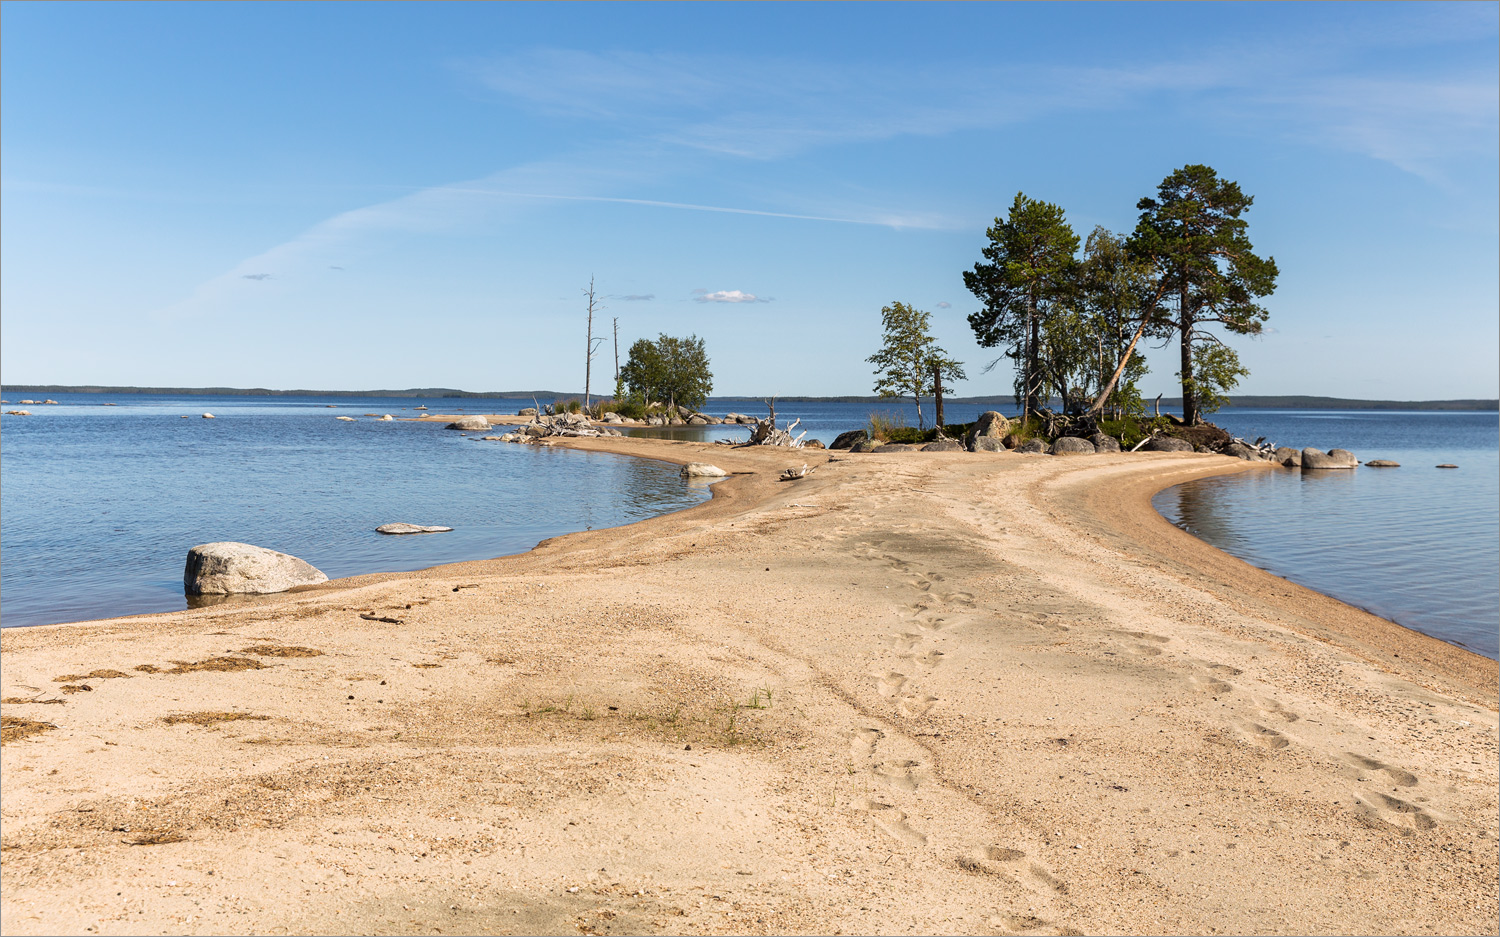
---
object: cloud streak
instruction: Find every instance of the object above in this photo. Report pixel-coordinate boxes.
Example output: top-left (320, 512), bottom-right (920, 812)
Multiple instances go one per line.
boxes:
top-left (692, 289), bottom-right (770, 304)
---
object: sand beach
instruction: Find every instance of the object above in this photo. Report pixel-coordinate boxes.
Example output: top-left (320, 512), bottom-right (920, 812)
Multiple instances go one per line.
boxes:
top-left (2, 437), bottom-right (1495, 936)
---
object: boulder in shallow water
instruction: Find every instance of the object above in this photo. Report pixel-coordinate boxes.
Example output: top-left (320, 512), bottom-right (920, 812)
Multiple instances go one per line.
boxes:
top-left (1301, 447), bottom-right (1356, 470)
top-left (830, 429), bottom-right (869, 450)
top-left (447, 416), bottom-right (490, 431)
top-left (336, 416), bottom-right (355, 422)
top-left (1051, 436), bottom-right (1095, 455)
top-left (1089, 433), bottom-right (1122, 453)
top-left (1274, 446), bottom-right (1302, 467)
top-left (184, 542), bottom-right (328, 595)
top-left (1221, 442), bottom-right (1258, 461)
top-left (921, 438), bottom-right (964, 452)
top-left (681, 462), bottom-right (728, 477)
top-left (378, 414), bottom-right (394, 421)
top-left (1364, 459), bottom-right (1400, 467)
top-left (6, 410), bottom-right (31, 416)
top-left (201, 413), bottom-right (215, 419)
top-left (376, 523), bottom-right (454, 535)
top-left (1436, 463), bottom-right (1458, 469)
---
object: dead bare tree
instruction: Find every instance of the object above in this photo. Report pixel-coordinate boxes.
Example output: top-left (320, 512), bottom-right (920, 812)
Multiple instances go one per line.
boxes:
top-left (744, 397), bottom-right (806, 448)
top-left (612, 317), bottom-right (620, 384)
top-left (583, 277), bottom-right (606, 413)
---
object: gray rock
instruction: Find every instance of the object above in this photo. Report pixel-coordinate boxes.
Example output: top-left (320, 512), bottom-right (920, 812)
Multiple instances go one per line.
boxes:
top-left (378, 414), bottom-right (394, 421)
top-left (704, 415), bottom-right (723, 425)
top-left (201, 413), bottom-right (215, 419)
top-left (687, 415), bottom-right (708, 425)
top-left (966, 411), bottom-right (1011, 449)
top-left (1301, 447), bottom-right (1356, 470)
top-left (921, 438), bottom-right (965, 452)
top-left (849, 439), bottom-right (882, 453)
top-left (830, 429), bottom-right (869, 450)
top-left (681, 462), bottom-right (728, 477)
top-left (1051, 436), bottom-right (1095, 455)
top-left (1014, 438), bottom-right (1050, 454)
top-left (376, 523), bottom-right (454, 535)
top-left (873, 443), bottom-right (917, 453)
top-left (668, 417), bottom-right (686, 426)
top-left (184, 542), bottom-right (328, 595)
top-left (1221, 442), bottom-right (1258, 461)
top-left (1436, 463), bottom-right (1458, 469)
top-left (522, 425), bottom-right (548, 437)
top-left (1089, 433), bottom-right (1122, 453)
top-left (601, 412), bottom-right (622, 423)
top-left (336, 416), bottom-right (356, 422)
top-left (1143, 436), bottom-right (1194, 453)
top-left (1274, 446), bottom-right (1302, 467)
top-left (517, 407), bottom-right (538, 416)
top-left (6, 410), bottom-right (32, 416)
top-left (1364, 459), bottom-right (1400, 467)
top-left (803, 439), bottom-right (826, 449)
top-left (969, 436), bottom-right (1007, 453)
top-left (447, 416), bottom-right (490, 431)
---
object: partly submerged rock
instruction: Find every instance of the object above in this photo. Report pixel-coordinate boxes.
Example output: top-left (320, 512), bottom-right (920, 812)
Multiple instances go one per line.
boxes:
top-left (201, 413), bottom-right (215, 419)
top-left (1221, 441), bottom-right (1259, 461)
top-left (681, 462), bottom-right (728, 477)
top-left (1089, 433), bottom-right (1122, 453)
top-left (336, 416), bottom-right (356, 422)
top-left (1436, 463), bottom-right (1458, 469)
top-left (447, 416), bottom-right (490, 431)
top-left (1051, 436), bottom-right (1095, 456)
top-left (375, 523), bottom-right (454, 535)
top-left (1301, 447), bottom-right (1356, 470)
top-left (921, 438), bottom-right (965, 452)
top-left (1274, 446), bottom-right (1302, 467)
top-left (378, 414), bottom-right (394, 421)
top-left (1364, 459), bottom-right (1400, 467)
top-left (1014, 438), bottom-right (1050, 454)
top-left (5, 410), bottom-right (32, 416)
top-left (830, 429), bottom-right (869, 450)
top-left (184, 542), bottom-right (327, 595)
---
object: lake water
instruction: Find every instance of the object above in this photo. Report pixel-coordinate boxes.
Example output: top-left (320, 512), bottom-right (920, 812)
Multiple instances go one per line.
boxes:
top-left (1154, 410), bottom-right (1498, 659)
top-left (3, 395), bottom-right (1496, 659)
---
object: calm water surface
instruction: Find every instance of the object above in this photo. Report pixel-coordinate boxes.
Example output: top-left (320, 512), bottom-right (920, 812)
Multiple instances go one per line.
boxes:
top-left (1, 394), bottom-right (712, 628)
top-left (1154, 410), bottom-right (1498, 658)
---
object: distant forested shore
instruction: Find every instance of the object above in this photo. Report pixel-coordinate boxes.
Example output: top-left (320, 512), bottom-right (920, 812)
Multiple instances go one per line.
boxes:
top-left (3, 385), bottom-right (1495, 411)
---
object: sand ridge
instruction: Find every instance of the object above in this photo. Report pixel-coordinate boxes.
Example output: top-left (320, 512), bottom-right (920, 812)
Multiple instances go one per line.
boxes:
top-left (2, 437), bottom-right (1495, 936)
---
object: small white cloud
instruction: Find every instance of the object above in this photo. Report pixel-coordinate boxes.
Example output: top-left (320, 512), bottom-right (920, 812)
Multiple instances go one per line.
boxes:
top-left (936, 301), bottom-right (951, 309)
top-left (619, 293), bottom-right (655, 301)
top-left (241, 273), bottom-right (272, 281)
top-left (693, 289), bottom-right (769, 303)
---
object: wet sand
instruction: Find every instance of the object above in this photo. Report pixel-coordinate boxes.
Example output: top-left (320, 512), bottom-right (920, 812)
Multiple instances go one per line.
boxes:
top-left (2, 437), bottom-right (1495, 936)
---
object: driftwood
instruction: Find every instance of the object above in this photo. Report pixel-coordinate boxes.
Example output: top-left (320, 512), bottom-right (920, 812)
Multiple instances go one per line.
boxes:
top-left (528, 411), bottom-right (607, 438)
top-left (743, 399), bottom-right (806, 448)
top-left (779, 464), bottom-right (815, 482)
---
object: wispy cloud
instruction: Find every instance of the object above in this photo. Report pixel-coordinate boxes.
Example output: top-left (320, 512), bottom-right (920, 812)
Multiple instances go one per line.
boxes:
top-left (618, 293), bottom-right (655, 301)
top-left (935, 301), bottom-right (951, 309)
top-left (692, 289), bottom-right (770, 304)
top-left (241, 273), bottom-right (272, 281)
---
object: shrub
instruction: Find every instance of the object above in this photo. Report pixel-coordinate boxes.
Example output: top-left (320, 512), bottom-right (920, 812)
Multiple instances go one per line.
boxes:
top-left (867, 410), bottom-right (905, 442)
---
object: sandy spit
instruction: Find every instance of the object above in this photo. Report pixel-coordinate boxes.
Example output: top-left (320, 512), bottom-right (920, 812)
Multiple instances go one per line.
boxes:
top-left (2, 437), bottom-right (1495, 936)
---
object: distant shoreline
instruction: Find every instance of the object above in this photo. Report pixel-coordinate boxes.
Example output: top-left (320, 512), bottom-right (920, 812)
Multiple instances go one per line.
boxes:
top-left (3, 385), bottom-right (1496, 411)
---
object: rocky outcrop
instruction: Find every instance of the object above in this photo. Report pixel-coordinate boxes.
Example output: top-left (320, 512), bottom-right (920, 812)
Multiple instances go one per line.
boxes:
top-left (1301, 448), bottom-right (1356, 470)
top-left (680, 463), bottom-right (728, 477)
top-left (830, 429), bottom-right (869, 450)
top-left (1051, 436), bottom-right (1095, 455)
top-left (517, 408), bottom-right (538, 416)
top-left (1143, 436), bottom-right (1193, 453)
top-left (1365, 459), bottom-right (1400, 467)
top-left (183, 542), bottom-right (327, 595)
top-left (447, 416), bottom-right (490, 431)
top-left (970, 436), bottom-right (1007, 453)
top-left (1222, 442), bottom-right (1259, 461)
top-left (687, 415), bottom-right (708, 426)
top-left (966, 411), bottom-right (1011, 450)
top-left (1274, 447), bottom-right (1302, 467)
top-left (921, 438), bottom-right (964, 452)
top-left (1089, 433), bottom-right (1122, 453)
top-left (1014, 438), bottom-right (1050, 454)
top-left (5, 410), bottom-right (31, 416)
top-left (375, 523), bottom-right (453, 535)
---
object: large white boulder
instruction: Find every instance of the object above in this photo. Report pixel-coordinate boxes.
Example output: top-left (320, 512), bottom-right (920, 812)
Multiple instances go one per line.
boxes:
top-left (183, 542), bottom-right (328, 595)
top-left (680, 462), bottom-right (728, 477)
top-left (446, 416), bottom-right (490, 431)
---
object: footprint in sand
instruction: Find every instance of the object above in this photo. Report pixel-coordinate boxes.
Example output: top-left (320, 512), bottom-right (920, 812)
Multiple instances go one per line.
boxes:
top-left (875, 671), bottom-right (909, 698)
top-left (1352, 790), bottom-right (1437, 830)
top-left (890, 633), bottom-right (922, 652)
top-left (1235, 720), bottom-right (1290, 750)
top-left (854, 799), bottom-right (929, 847)
top-left (874, 759), bottom-right (926, 791)
top-left (1253, 696), bottom-right (1301, 723)
top-left (897, 693), bottom-right (940, 718)
top-left (1190, 674), bottom-right (1233, 695)
top-left (1344, 753), bottom-right (1418, 787)
top-left (849, 726), bottom-right (885, 758)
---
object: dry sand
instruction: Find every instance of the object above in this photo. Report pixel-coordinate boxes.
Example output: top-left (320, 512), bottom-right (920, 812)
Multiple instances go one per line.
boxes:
top-left (2, 437), bottom-right (1495, 936)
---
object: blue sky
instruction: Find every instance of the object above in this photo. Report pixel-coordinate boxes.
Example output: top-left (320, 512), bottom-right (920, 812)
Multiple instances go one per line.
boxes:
top-left (2, 1), bottom-right (1496, 398)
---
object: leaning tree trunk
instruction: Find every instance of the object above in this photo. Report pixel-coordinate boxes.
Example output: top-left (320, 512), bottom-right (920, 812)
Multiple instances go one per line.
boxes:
top-left (1179, 284), bottom-right (1198, 425)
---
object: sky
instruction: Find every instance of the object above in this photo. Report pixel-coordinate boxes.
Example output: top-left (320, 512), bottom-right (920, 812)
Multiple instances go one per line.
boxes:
top-left (2, 1), bottom-right (1496, 399)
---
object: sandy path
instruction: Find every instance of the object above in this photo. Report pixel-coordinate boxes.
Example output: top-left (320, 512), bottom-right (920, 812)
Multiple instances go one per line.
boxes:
top-left (2, 438), bottom-right (1495, 936)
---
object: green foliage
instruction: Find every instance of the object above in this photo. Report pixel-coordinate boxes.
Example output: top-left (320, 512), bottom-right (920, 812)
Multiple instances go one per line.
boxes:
top-left (620, 333), bottom-right (714, 411)
top-left (868, 302), bottom-right (967, 431)
top-left (1182, 343), bottom-right (1249, 416)
top-left (551, 398), bottom-right (583, 414)
top-left (1076, 226), bottom-right (1166, 415)
top-left (1131, 164), bottom-right (1278, 423)
top-left (610, 398), bottom-right (646, 420)
top-left (964, 193), bottom-right (1080, 416)
top-left (867, 410), bottom-right (906, 442)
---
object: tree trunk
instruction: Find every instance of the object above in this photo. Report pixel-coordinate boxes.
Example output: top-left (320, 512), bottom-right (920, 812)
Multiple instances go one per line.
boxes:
top-left (933, 361), bottom-right (945, 431)
top-left (1179, 284), bottom-right (1198, 425)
